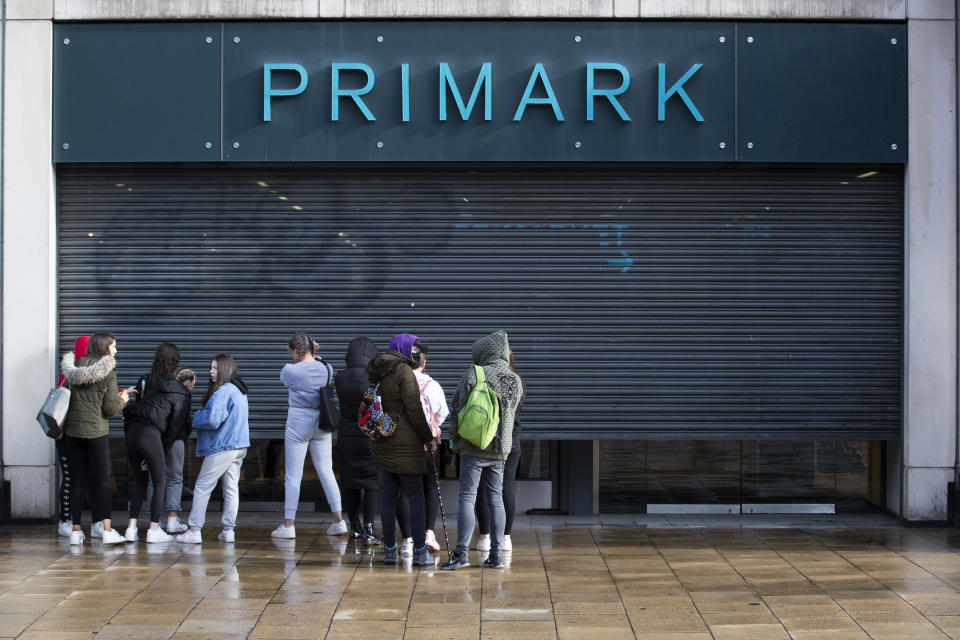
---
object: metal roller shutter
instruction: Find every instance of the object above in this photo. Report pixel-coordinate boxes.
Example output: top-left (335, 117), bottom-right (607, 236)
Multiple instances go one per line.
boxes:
top-left (57, 164), bottom-right (903, 440)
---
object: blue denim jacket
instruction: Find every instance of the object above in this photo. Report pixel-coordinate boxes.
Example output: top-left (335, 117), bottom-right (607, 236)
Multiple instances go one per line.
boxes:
top-left (192, 382), bottom-right (250, 457)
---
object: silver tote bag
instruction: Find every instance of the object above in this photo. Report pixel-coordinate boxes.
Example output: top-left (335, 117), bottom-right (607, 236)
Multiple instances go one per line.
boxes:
top-left (36, 386), bottom-right (71, 439)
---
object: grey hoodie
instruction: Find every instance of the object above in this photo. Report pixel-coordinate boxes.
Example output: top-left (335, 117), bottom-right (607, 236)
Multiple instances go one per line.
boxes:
top-left (280, 359), bottom-right (333, 434)
top-left (450, 331), bottom-right (522, 461)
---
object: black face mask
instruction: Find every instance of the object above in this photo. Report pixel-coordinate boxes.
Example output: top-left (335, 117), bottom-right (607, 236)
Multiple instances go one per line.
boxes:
top-left (410, 353), bottom-right (422, 368)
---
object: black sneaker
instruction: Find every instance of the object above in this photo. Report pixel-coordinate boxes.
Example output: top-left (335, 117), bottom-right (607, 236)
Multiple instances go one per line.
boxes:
top-left (383, 544), bottom-right (398, 565)
top-left (349, 520), bottom-right (363, 540)
top-left (362, 523), bottom-right (381, 546)
top-left (440, 552), bottom-right (471, 571)
top-left (482, 552), bottom-right (505, 569)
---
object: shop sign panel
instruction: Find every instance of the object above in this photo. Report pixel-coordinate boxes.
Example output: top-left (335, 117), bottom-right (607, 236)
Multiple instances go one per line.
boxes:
top-left (53, 21), bottom-right (906, 163)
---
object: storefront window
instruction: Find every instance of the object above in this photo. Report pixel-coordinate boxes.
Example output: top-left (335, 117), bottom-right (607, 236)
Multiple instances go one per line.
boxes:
top-left (599, 439), bottom-right (887, 514)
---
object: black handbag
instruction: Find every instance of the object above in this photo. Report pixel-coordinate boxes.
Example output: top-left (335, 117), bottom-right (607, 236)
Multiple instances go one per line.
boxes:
top-left (318, 362), bottom-right (340, 431)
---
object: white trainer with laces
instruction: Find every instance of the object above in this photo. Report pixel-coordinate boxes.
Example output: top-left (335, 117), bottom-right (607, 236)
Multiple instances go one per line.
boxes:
top-left (177, 528), bottom-right (203, 544)
top-left (502, 535), bottom-right (512, 551)
top-left (91, 521), bottom-right (104, 538)
top-left (271, 524), bottom-right (296, 539)
top-left (327, 520), bottom-right (348, 536)
top-left (476, 535), bottom-right (491, 551)
top-left (147, 527), bottom-right (172, 543)
top-left (425, 530), bottom-right (440, 552)
top-left (218, 529), bottom-right (235, 543)
top-left (165, 517), bottom-right (188, 534)
top-left (124, 526), bottom-right (138, 542)
top-left (58, 520), bottom-right (74, 537)
top-left (69, 530), bottom-right (84, 545)
top-left (401, 539), bottom-right (414, 557)
top-left (101, 528), bottom-right (125, 545)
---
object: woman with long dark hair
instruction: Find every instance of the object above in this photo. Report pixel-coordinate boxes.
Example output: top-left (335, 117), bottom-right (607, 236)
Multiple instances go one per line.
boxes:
top-left (271, 332), bottom-right (346, 539)
top-left (122, 342), bottom-right (191, 543)
top-left (60, 331), bottom-right (135, 545)
top-left (177, 354), bottom-right (250, 544)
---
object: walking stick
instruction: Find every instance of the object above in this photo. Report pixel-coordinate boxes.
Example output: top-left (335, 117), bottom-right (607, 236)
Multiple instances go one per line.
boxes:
top-left (430, 449), bottom-right (452, 561)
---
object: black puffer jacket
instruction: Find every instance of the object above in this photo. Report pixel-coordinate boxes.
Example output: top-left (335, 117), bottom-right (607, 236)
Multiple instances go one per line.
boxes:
top-left (367, 350), bottom-right (432, 476)
top-left (335, 338), bottom-right (380, 490)
top-left (123, 377), bottom-right (192, 450)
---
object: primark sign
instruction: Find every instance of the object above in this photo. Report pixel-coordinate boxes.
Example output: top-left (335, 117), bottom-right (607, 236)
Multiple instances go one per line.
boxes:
top-left (263, 61), bottom-right (705, 124)
top-left (53, 21), bottom-right (907, 163)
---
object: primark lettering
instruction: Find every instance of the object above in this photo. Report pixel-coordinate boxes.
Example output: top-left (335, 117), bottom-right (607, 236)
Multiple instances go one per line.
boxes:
top-left (263, 61), bottom-right (705, 123)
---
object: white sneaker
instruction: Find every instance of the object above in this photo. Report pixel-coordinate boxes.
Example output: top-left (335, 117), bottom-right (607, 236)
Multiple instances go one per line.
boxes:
top-left (58, 520), bottom-right (74, 537)
top-left (271, 524), bottom-right (296, 539)
top-left (502, 535), bottom-right (512, 551)
top-left (401, 539), bottom-right (413, 557)
top-left (218, 529), bottom-right (235, 543)
top-left (425, 530), bottom-right (440, 552)
top-left (177, 529), bottom-right (202, 544)
top-left (476, 535), bottom-right (491, 551)
top-left (124, 526), bottom-right (138, 542)
top-left (69, 530), bottom-right (84, 545)
top-left (101, 528), bottom-right (125, 545)
top-left (91, 521), bottom-right (104, 538)
top-left (327, 520), bottom-right (348, 536)
top-left (147, 528), bottom-right (172, 543)
top-left (165, 517), bottom-right (188, 534)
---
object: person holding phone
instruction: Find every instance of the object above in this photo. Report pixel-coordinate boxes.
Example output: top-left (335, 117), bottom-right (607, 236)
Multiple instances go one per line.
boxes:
top-left (60, 331), bottom-right (135, 545)
top-left (272, 332), bottom-right (346, 539)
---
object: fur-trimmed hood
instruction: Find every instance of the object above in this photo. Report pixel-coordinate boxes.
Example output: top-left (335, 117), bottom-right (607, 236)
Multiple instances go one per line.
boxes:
top-left (61, 352), bottom-right (116, 387)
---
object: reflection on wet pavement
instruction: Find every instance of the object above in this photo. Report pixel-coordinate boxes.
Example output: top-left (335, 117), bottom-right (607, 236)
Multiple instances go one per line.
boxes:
top-left (0, 518), bottom-right (958, 639)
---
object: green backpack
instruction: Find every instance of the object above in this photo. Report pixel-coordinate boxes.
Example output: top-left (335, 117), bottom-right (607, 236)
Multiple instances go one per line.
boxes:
top-left (457, 365), bottom-right (500, 449)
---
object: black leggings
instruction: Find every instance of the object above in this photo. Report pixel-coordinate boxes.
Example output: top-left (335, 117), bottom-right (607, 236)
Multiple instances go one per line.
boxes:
top-left (65, 435), bottom-right (112, 524)
top-left (126, 425), bottom-right (166, 523)
top-left (380, 470), bottom-right (426, 549)
top-left (477, 447), bottom-right (521, 536)
top-left (55, 438), bottom-right (72, 523)
top-left (343, 487), bottom-right (378, 525)
top-left (396, 472), bottom-right (439, 538)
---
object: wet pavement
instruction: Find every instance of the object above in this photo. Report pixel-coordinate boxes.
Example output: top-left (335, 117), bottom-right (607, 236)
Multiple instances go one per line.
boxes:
top-left (1, 513), bottom-right (959, 639)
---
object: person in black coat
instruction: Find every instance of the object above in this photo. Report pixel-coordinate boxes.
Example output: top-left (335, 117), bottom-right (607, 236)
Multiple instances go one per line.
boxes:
top-left (123, 342), bottom-right (192, 543)
top-left (335, 337), bottom-right (382, 544)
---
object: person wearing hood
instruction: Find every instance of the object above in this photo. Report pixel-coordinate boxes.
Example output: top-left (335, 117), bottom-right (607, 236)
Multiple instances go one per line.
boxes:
top-left (121, 342), bottom-right (191, 543)
top-left (271, 332), bottom-right (347, 540)
top-left (55, 335), bottom-right (89, 538)
top-left (441, 330), bottom-right (522, 571)
top-left (367, 333), bottom-right (435, 566)
top-left (177, 354), bottom-right (250, 544)
top-left (395, 339), bottom-right (449, 556)
top-left (60, 331), bottom-right (136, 545)
top-left (334, 337), bottom-right (382, 545)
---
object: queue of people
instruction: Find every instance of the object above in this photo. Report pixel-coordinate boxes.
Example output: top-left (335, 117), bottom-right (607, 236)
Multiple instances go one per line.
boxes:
top-left (53, 328), bottom-right (524, 570)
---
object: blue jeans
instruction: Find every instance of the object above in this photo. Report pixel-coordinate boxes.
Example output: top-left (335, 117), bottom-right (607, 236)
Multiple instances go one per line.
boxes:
top-left (455, 455), bottom-right (505, 555)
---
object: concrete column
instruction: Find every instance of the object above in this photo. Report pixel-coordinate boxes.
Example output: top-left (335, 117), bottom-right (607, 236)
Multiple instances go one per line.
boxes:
top-left (903, 6), bottom-right (958, 521)
top-left (2, 12), bottom-right (56, 519)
